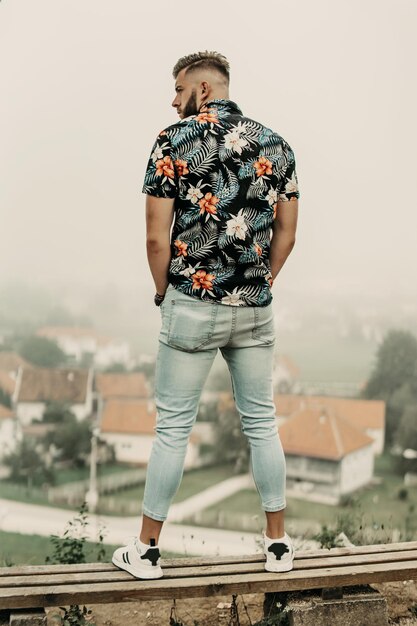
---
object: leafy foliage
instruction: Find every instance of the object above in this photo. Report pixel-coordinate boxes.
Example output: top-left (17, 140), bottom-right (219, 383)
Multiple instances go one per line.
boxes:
top-left (44, 413), bottom-right (92, 467)
top-left (361, 329), bottom-right (417, 445)
top-left (46, 502), bottom-right (107, 626)
top-left (17, 334), bottom-right (67, 367)
top-left (3, 437), bottom-right (55, 486)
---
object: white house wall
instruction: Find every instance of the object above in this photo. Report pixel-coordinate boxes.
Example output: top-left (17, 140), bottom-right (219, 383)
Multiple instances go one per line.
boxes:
top-left (340, 445), bottom-right (374, 494)
top-left (101, 432), bottom-right (198, 468)
top-left (16, 402), bottom-right (44, 425)
top-left (366, 428), bottom-right (384, 455)
top-left (0, 418), bottom-right (21, 460)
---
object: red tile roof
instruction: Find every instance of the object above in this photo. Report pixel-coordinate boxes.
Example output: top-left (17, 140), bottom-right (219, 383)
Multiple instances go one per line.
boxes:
top-left (100, 399), bottom-right (199, 443)
top-left (279, 408), bottom-right (374, 460)
top-left (275, 394), bottom-right (385, 430)
top-left (17, 367), bottom-right (90, 403)
top-left (95, 372), bottom-right (148, 399)
top-left (0, 351), bottom-right (32, 372)
top-left (0, 404), bottom-right (13, 419)
top-left (0, 371), bottom-right (16, 396)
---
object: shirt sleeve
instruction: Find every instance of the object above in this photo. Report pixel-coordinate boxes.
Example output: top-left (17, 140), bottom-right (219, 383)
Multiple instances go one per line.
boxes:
top-left (277, 140), bottom-right (300, 201)
top-left (141, 131), bottom-right (179, 198)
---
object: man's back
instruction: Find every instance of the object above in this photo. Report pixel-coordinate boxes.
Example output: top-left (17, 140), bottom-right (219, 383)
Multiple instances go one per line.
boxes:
top-left (142, 98), bottom-right (300, 306)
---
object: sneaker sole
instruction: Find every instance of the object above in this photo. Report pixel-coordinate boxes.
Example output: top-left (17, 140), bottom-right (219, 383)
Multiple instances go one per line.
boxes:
top-left (264, 560), bottom-right (294, 573)
top-left (112, 555), bottom-right (164, 579)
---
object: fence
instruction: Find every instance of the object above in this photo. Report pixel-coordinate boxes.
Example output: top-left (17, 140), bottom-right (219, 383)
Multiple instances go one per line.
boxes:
top-left (47, 468), bottom-right (147, 507)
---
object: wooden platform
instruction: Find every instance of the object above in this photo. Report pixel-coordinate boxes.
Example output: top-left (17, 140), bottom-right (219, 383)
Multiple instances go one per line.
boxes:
top-left (0, 541), bottom-right (416, 610)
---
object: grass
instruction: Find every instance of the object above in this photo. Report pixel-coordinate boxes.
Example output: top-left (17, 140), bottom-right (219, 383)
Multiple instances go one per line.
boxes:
top-left (184, 453), bottom-right (417, 540)
top-left (98, 462), bottom-right (237, 514)
top-left (0, 530), bottom-right (186, 566)
top-left (53, 463), bottom-right (129, 486)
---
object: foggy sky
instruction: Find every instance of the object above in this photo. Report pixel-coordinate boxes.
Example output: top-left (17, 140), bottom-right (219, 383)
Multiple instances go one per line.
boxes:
top-left (1, 0), bottom-right (416, 302)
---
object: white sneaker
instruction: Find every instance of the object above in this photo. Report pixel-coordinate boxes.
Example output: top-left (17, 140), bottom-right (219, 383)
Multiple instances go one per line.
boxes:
top-left (112, 536), bottom-right (163, 579)
top-left (262, 531), bottom-right (295, 573)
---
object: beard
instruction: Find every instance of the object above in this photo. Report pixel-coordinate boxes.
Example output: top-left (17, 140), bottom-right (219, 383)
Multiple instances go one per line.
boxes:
top-left (182, 89), bottom-right (199, 118)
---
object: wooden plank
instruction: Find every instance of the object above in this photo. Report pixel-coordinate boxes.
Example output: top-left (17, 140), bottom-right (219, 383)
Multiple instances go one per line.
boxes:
top-left (1, 541), bottom-right (417, 578)
top-left (1, 549), bottom-right (417, 589)
top-left (0, 559), bottom-right (416, 609)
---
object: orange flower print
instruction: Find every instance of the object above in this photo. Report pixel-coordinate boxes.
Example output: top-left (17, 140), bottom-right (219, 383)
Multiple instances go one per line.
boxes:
top-left (155, 155), bottom-right (175, 179)
top-left (253, 156), bottom-right (273, 177)
top-left (174, 159), bottom-right (189, 177)
top-left (158, 130), bottom-right (167, 136)
top-left (174, 239), bottom-right (188, 257)
top-left (195, 109), bottom-right (219, 124)
top-left (254, 242), bottom-right (262, 256)
top-left (191, 270), bottom-right (216, 291)
top-left (266, 274), bottom-right (274, 287)
top-left (199, 192), bottom-right (219, 215)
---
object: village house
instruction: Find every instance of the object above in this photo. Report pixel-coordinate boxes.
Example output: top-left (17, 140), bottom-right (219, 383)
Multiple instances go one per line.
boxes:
top-left (99, 398), bottom-right (201, 468)
top-left (279, 407), bottom-right (375, 504)
top-left (35, 326), bottom-right (132, 369)
top-left (13, 366), bottom-right (94, 425)
top-left (274, 394), bottom-right (386, 454)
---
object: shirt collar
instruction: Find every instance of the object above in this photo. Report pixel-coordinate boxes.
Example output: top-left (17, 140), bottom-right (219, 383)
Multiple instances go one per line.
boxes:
top-left (200, 98), bottom-right (243, 115)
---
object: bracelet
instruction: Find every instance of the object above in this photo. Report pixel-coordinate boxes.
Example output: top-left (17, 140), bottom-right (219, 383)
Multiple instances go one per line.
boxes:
top-left (154, 293), bottom-right (165, 307)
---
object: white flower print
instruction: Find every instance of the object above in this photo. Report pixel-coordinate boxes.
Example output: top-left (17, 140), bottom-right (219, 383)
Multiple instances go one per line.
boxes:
top-left (225, 209), bottom-right (248, 240)
top-left (284, 172), bottom-right (298, 195)
top-left (179, 263), bottom-right (200, 278)
top-left (151, 146), bottom-right (164, 162)
top-left (234, 121), bottom-right (247, 135)
top-left (224, 131), bottom-right (248, 154)
top-left (221, 287), bottom-right (245, 306)
top-left (186, 186), bottom-right (203, 204)
top-left (266, 188), bottom-right (278, 206)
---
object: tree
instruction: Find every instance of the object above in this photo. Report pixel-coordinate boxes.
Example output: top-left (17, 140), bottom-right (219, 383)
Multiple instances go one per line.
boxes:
top-left (394, 405), bottom-right (417, 474)
top-left (17, 335), bottom-right (67, 367)
top-left (44, 415), bottom-right (92, 467)
top-left (361, 329), bottom-right (417, 445)
top-left (0, 388), bottom-right (11, 408)
top-left (4, 437), bottom-right (54, 487)
top-left (42, 401), bottom-right (75, 424)
top-left (362, 329), bottom-right (417, 399)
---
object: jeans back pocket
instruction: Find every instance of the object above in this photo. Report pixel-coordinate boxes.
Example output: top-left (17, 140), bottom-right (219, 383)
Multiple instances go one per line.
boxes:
top-left (252, 305), bottom-right (275, 344)
top-left (167, 300), bottom-right (218, 351)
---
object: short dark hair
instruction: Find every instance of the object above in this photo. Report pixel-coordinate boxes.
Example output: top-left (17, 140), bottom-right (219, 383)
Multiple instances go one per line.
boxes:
top-left (172, 50), bottom-right (230, 83)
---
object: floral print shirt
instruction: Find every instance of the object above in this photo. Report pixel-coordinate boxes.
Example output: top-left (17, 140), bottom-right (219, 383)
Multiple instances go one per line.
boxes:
top-left (142, 99), bottom-right (300, 306)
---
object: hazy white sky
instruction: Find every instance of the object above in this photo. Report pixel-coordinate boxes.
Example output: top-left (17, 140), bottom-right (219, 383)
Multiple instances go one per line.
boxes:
top-left (1, 0), bottom-right (416, 302)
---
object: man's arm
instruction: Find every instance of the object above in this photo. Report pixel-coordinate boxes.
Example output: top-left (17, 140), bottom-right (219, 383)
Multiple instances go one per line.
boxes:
top-left (145, 195), bottom-right (175, 295)
top-left (269, 198), bottom-right (298, 283)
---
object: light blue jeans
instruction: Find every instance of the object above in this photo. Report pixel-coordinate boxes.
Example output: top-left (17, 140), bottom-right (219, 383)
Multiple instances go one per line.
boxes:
top-left (142, 283), bottom-right (286, 522)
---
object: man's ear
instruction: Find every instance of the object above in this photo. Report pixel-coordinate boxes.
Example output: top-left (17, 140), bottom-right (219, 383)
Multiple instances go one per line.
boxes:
top-left (200, 80), bottom-right (209, 96)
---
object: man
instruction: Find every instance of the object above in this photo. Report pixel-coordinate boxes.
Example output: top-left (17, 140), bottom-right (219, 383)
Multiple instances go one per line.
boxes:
top-left (112, 51), bottom-right (299, 579)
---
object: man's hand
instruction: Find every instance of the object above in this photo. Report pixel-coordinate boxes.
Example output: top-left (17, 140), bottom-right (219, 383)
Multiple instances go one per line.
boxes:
top-left (269, 198), bottom-right (298, 282)
top-left (145, 195), bottom-right (175, 295)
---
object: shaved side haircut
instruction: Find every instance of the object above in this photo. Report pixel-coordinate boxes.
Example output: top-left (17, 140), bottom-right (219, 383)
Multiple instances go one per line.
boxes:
top-left (172, 50), bottom-right (230, 84)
